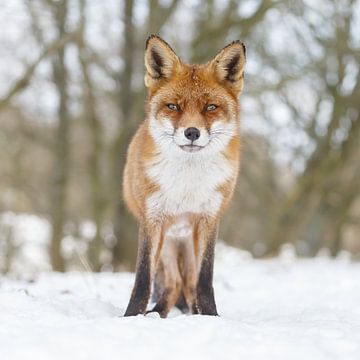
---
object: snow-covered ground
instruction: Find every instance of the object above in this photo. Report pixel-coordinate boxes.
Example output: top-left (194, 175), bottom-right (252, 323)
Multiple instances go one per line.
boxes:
top-left (1, 244), bottom-right (360, 360)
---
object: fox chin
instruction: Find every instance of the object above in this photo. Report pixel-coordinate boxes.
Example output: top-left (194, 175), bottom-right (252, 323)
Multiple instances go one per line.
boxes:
top-left (123, 34), bottom-right (246, 318)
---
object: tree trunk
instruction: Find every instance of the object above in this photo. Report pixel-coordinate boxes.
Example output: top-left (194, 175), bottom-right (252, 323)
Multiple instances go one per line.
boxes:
top-left (78, 0), bottom-right (105, 272)
top-left (49, 0), bottom-right (69, 272)
top-left (111, 0), bottom-right (138, 270)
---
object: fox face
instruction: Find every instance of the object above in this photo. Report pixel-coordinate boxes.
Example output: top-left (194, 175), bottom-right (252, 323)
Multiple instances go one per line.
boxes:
top-left (144, 35), bottom-right (246, 155)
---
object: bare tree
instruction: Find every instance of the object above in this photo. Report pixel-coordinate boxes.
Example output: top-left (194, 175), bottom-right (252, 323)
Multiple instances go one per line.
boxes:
top-left (49, 0), bottom-right (71, 271)
top-left (78, 0), bottom-right (106, 271)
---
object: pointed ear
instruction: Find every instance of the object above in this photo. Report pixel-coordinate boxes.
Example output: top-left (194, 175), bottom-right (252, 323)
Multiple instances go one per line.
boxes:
top-left (144, 35), bottom-right (181, 89)
top-left (210, 40), bottom-right (246, 93)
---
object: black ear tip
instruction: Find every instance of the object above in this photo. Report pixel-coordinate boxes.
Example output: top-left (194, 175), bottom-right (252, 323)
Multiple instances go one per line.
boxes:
top-left (145, 34), bottom-right (173, 51)
top-left (223, 40), bottom-right (246, 58)
top-left (234, 40), bottom-right (246, 54)
top-left (146, 34), bottom-right (161, 49)
top-left (241, 42), bottom-right (246, 58)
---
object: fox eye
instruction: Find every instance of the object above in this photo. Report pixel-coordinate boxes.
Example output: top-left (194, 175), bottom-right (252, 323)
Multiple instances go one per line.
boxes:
top-left (205, 104), bottom-right (218, 111)
top-left (167, 103), bottom-right (179, 111)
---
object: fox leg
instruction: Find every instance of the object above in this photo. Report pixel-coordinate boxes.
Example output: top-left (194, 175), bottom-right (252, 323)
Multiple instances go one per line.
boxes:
top-left (174, 291), bottom-right (189, 313)
top-left (148, 269), bottom-right (182, 318)
top-left (182, 270), bottom-right (197, 314)
top-left (147, 240), bottom-right (182, 318)
top-left (124, 222), bottom-right (162, 316)
top-left (181, 239), bottom-right (198, 314)
top-left (195, 219), bottom-right (219, 316)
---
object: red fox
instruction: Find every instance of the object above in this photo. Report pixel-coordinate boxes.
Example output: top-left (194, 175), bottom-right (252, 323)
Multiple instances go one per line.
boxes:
top-left (123, 35), bottom-right (246, 317)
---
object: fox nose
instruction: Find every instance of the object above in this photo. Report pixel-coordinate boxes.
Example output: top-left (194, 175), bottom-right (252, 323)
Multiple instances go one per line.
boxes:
top-left (184, 127), bottom-right (200, 141)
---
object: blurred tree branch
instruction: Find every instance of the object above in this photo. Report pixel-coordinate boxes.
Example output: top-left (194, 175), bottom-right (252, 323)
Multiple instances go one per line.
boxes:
top-left (0, 30), bottom-right (79, 110)
top-left (263, 1), bottom-right (360, 255)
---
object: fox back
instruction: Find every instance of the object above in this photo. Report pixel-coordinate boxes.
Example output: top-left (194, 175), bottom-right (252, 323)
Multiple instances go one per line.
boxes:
top-left (123, 35), bottom-right (246, 318)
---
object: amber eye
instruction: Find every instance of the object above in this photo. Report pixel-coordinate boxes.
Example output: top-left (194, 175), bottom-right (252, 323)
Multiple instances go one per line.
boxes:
top-left (206, 104), bottom-right (218, 111)
top-left (167, 103), bottom-right (179, 111)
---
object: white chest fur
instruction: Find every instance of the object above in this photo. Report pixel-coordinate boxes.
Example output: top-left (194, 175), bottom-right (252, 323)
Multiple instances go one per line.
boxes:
top-left (145, 146), bottom-right (234, 218)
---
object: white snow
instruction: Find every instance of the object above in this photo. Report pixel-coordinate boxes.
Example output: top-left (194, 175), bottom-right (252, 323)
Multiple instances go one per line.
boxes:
top-left (1, 243), bottom-right (360, 360)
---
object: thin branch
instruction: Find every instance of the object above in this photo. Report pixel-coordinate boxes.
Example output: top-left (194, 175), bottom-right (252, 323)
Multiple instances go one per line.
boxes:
top-left (0, 30), bottom-right (80, 109)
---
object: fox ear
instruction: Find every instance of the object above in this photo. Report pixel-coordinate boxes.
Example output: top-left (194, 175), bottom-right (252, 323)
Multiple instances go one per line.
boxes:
top-left (144, 35), bottom-right (181, 88)
top-left (210, 41), bottom-right (246, 93)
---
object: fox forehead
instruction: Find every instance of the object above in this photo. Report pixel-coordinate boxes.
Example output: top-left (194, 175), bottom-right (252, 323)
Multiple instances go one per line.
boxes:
top-left (150, 64), bottom-right (237, 103)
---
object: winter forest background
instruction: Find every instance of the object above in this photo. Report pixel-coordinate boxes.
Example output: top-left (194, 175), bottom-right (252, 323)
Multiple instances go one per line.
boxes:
top-left (0, 0), bottom-right (359, 274)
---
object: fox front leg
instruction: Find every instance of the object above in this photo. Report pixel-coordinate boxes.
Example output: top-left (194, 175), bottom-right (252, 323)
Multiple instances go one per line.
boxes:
top-left (195, 220), bottom-right (219, 316)
top-left (124, 224), bottom-right (161, 316)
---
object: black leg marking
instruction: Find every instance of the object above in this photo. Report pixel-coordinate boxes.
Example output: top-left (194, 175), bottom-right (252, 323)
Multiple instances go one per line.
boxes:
top-left (175, 291), bottom-right (189, 314)
top-left (146, 288), bottom-right (171, 318)
top-left (196, 227), bottom-right (218, 316)
top-left (124, 233), bottom-right (152, 316)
